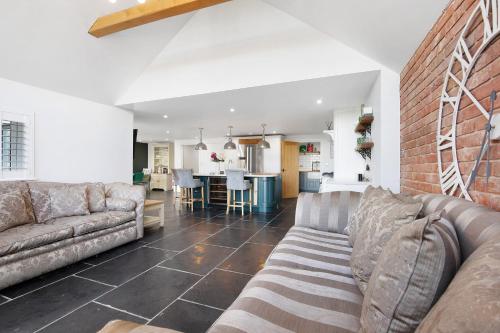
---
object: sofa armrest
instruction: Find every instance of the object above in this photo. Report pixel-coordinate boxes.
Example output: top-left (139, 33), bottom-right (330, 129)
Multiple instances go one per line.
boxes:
top-left (295, 191), bottom-right (362, 234)
top-left (98, 320), bottom-right (182, 333)
top-left (105, 183), bottom-right (146, 239)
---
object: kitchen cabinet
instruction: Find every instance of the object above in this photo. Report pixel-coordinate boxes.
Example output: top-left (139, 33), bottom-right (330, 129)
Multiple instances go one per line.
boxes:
top-left (151, 173), bottom-right (172, 191)
top-left (299, 172), bottom-right (321, 192)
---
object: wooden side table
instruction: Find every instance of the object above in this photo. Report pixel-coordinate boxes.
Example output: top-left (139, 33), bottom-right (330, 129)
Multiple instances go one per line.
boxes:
top-left (143, 200), bottom-right (165, 228)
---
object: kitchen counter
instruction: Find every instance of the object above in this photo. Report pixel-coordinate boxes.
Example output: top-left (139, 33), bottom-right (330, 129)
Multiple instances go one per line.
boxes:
top-left (192, 174), bottom-right (281, 213)
top-left (320, 178), bottom-right (371, 193)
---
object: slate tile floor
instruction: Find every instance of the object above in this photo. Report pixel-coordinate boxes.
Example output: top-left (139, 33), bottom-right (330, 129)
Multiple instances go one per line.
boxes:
top-left (0, 191), bottom-right (296, 333)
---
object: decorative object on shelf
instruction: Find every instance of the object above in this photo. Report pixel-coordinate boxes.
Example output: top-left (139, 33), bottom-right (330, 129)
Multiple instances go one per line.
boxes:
top-left (258, 124), bottom-right (271, 149)
top-left (299, 145), bottom-right (307, 153)
top-left (325, 120), bottom-right (333, 131)
top-left (194, 128), bottom-right (207, 151)
top-left (211, 152), bottom-right (225, 174)
top-left (355, 113), bottom-right (374, 160)
top-left (224, 125), bottom-right (237, 150)
top-left (437, 0), bottom-right (499, 202)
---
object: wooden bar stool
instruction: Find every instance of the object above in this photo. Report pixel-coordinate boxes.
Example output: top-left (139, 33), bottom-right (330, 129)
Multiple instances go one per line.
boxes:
top-left (225, 169), bottom-right (253, 216)
top-left (172, 169), bottom-right (205, 211)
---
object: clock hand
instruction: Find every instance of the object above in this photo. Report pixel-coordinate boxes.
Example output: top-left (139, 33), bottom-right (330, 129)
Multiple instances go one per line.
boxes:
top-left (466, 90), bottom-right (496, 190)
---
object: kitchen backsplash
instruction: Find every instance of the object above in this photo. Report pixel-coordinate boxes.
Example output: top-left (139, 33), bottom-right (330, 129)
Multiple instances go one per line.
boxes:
top-left (299, 153), bottom-right (321, 171)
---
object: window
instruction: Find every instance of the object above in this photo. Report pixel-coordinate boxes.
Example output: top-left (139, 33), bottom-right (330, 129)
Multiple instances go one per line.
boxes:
top-left (0, 112), bottom-right (34, 180)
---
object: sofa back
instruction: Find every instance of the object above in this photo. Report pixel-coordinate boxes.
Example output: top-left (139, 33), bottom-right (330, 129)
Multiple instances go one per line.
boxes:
top-left (415, 193), bottom-right (500, 261)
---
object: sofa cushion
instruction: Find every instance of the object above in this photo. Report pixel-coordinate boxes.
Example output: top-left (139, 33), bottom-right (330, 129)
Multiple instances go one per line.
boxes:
top-left (86, 182), bottom-right (106, 213)
top-left (28, 182), bottom-right (69, 223)
top-left (350, 195), bottom-right (422, 293)
top-left (415, 233), bottom-right (500, 333)
top-left (49, 185), bottom-right (90, 219)
top-left (106, 198), bottom-right (137, 212)
top-left (210, 226), bottom-right (363, 333)
top-left (295, 191), bottom-right (362, 234)
top-left (345, 186), bottom-right (393, 246)
top-left (50, 211), bottom-right (136, 237)
top-left (0, 190), bottom-right (33, 232)
top-left (0, 181), bottom-right (35, 224)
top-left (267, 226), bottom-right (353, 277)
top-left (0, 223), bottom-right (73, 256)
top-left (360, 213), bottom-right (461, 333)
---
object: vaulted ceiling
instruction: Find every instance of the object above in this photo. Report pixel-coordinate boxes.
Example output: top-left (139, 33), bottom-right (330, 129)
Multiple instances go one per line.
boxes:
top-left (0, 0), bottom-right (449, 106)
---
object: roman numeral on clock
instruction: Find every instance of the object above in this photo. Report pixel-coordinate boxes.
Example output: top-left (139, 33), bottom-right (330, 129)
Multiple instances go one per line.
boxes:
top-left (440, 164), bottom-right (461, 196)
top-left (438, 130), bottom-right (454, 151)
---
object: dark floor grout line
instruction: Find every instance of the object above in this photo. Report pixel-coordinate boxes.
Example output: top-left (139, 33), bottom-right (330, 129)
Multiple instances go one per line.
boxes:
top-left (177, 298), bottom-right (226, 312)
top-left (215, 268), bottom-right (254, 277)
top-left (155, 265), bottom-right (204, 277)
top-left (92, 300), bottom-right (151, 321)
top-left (72, 275), bottom-right (117, 288)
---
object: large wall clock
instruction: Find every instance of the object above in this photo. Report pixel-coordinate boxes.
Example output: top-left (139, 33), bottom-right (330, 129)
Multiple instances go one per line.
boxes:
top-left (437, 0), bottom-right (499, 201)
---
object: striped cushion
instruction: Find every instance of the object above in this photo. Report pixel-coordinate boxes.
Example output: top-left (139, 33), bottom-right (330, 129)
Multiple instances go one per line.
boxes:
top-left (415, 194), bottom-right (500, 260)
top-left (295, 192), bottom-right (361, 234)
top-left (209, 226), bottom-right (362, 333)
top-left (360, 213), bottom-right (461, 333)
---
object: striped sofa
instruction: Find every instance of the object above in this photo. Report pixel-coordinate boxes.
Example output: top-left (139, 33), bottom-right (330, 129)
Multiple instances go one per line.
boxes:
top-left (101, 191), bottom-right (500, 333)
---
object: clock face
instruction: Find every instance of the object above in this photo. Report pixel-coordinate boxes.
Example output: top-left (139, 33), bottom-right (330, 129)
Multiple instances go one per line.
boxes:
top-left (437, 0), bottom-right (499, 201)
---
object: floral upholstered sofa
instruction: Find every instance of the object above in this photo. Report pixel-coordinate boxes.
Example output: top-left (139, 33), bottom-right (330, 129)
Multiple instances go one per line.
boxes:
top-left (0, 181), bottom-right (145, 290)
top-left (100, 188), bottom-right (500, 333)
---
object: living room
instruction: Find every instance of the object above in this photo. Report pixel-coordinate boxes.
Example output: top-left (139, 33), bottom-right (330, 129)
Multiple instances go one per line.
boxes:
top-left (0, 0), bottom-right (499, 333)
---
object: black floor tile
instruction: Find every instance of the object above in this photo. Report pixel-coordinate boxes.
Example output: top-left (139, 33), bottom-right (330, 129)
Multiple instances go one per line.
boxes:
top-left (241, 213), bottom-right (278, 223)
top-left (190, 207), bottom-right (226, 219)
top-left (219, 242), bottom-right (275, 275)
top-left (159, 244), bottom-right (234, 275)
top-left (249, 226), bottom-right (289, 245)
top-left (182, 269), bottom-right (251, 310)
top-left (38, 302), bottom-right (147, 333)
top-left (77, 247), bottom-right (175, 286)
top-left (148, 230), bottom-right (210, 251)
top-left (1, 261), bottom-right (92, 299)
top-left (203, 228), bottom-right (257, 248)
top-left (97, 267), bottom-right (200, 319)
top-left (267, 211), bottom-right (295, 229)
top-left (188, 222), bottom-right (226, 235)
top-left (206, 215), bottom-right (241, 226)
top-left (150, 300), bottom-right (222, 333)
top-left (229, 219), bottom-right (267, 231)
top-left (84, 241), bottom-right (145, 265)
top-left (0, 276), bottom-right (111, 333)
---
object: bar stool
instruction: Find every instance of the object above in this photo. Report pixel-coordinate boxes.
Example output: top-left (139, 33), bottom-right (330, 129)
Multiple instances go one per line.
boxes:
top-left (226, 169), bottom-right (253, 216)
top-left (173, 169), bottom-right (205, 211)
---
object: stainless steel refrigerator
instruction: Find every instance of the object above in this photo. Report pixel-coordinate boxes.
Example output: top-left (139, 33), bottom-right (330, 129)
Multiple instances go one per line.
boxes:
top-left (238, 144), bottom-right (264, 173)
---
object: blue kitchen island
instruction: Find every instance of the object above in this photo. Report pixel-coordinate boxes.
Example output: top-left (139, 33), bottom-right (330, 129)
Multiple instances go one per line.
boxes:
top-left (193, 173), bottom-right (281, 213)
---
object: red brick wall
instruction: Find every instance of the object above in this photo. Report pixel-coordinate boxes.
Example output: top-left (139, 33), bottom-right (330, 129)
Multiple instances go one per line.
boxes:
top-left (400, 0), bottom-right (499, 210)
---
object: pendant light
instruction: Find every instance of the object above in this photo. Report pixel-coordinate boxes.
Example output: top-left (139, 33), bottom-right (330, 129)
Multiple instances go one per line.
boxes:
top-left (194, 128), bottom-right (207, 151)
top-left (258, 124), bottom-right (271, 149)
top-left (224, 126), bottom-right (237, 150)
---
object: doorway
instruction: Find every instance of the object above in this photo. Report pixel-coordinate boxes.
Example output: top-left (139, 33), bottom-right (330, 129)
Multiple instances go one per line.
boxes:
top-left (281, 141), bottom-right (299, 198)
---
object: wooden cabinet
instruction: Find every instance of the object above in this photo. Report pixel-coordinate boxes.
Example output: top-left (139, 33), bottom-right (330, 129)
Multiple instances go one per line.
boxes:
top-left (151, 173), bottom-right (172, 191)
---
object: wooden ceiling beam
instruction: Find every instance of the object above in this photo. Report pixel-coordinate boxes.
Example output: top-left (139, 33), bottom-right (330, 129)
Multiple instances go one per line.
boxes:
top-left (89, 0), bottom-right (230, 38)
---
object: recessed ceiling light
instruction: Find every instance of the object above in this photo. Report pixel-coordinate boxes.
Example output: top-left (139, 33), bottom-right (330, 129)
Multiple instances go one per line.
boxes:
top-left (249, 132), bottom-right (254, 135)
top-left (109, 0), bottom-right (117, 3)
top-left (272, 130), bottom-right (277, 134)
top-left (165, 138), bottom-right (169, 141)
top-left (166, 130), bottom-right (170, 134)
top-left (316, 99), bottom-right (323, 105)
top-left (137, 0), bottom-right (146, 4)
top-left (230, 108), bottom-right (235, 113)
top-left (163, 115), bottom-right (168, 119)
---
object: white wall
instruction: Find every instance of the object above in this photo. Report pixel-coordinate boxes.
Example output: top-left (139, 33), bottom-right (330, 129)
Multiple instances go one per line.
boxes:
top-left (365, 70), bottom-right (400, 192)
top-left (0, 77), bottom-right (133, 183)
top-left (333, 108), bottom-right (366, 182)
top-left (285, 134), bottom-right (333, 174)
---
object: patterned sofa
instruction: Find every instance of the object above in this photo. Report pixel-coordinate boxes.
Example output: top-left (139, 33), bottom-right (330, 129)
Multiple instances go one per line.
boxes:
top-left (100, 191), bottom-right (500, 333)
top-left (0, 181), bottom-right (145, 290)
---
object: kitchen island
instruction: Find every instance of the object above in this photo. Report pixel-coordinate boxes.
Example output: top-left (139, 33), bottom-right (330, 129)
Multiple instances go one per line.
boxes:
top-left (193, 173), bottom-right (281, 213)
